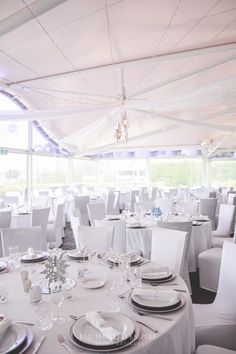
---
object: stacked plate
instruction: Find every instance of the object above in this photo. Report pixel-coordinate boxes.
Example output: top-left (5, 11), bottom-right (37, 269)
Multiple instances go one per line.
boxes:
top-left (0, 261), bottom-right (7, 272)
top-left (68, 312), bottom-right (140, 352)
top-left (67, 250), bottom-right (89, 261)
top-left (141, 267), bottom-right (175, 284)
top-left (0, 323), bottom-right (33, 354)
top-left (107, 254), bottom-right (143, 267)
top-left (129, 289), bottom-right (185, 314)
top-left (21, 251), bottom-right (47, 263)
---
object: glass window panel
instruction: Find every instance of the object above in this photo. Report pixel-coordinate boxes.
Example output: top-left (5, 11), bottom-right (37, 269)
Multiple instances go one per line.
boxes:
top-left (32, 155), bottom-right (68, 191)
top-left (211, 160), bottom-right (236, 188)
top-left (72, 159), bottom-right (96, 190)
top-left (150, 158), bottom-right (203, 187)
top-left (0, 153), bottom-right (27, 198)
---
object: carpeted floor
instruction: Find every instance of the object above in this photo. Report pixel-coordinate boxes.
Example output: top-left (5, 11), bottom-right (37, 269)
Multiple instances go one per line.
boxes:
top-left (62, 222), bottom-right (216, 304)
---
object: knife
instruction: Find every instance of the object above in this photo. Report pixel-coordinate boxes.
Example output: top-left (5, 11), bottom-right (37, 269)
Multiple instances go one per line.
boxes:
top-left (32, 335), bottom-right (46, 354)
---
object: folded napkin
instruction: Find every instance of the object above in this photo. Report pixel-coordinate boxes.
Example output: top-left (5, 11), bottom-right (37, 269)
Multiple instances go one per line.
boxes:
top-left (142, 266), bottom-right (170, 278)
top-left (133, 288), bottom-right (179, 301)
top-left (85, 312), bottom-right (122, 342)
top-left (0, 317), bottom-right (12, 339)
top-left (27, 247), bottom-right (37, 259)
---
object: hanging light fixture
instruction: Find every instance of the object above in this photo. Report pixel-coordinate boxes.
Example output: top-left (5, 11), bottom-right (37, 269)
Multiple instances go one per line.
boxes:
top-left (115, 110), bottom-right (129, 143)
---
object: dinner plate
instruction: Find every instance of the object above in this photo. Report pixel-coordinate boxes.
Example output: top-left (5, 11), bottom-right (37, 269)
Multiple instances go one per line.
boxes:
top-left (68, 319), bottom-right (140, 352)
top-left (128, 293), bottom-right (185, 313)
top-left (107, 253), bottom-right (142, 266)
top-left (131, 289), bottom-right (180, 309)
top-left (21, 252), bottom-right (47, 263)
top-left (142, 271), bottom-right (176, 284)
top-left (0, 261), bottom-right (7, 271)
top-left (105, 218), bottom-right (121, 221)
top-left (80, 277), bottom-right (105, 289)
top-left (126, 225), bottom-right (146, 229)
top-left (18, 326), bottom-right (34, 354)
top-left (67, 250), bottom-right (89, 260)
top-left (141, 267), bottom-right (172, 281)
top-left (0, 323), bottom-right (27, 354)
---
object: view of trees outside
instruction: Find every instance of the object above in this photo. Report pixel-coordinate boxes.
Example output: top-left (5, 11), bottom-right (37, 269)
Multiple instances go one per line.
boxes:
top-left (211, 160), bottom-right (236, 188)
top-left (97, 159), bottom-right (147, 189)
top-left (150, 158), bottom-right (203, 187)
top-left (0, 153), bottom-right (27, 197)
top-left (32, 155), bottom-right (68, 191)
top-left (72, 159), bottom-right (96, 189)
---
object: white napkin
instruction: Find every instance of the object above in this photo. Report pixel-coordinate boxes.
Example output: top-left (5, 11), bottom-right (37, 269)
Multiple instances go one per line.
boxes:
top-left (27, 247), bottom-right (37, 259)
top-left (133, 288), bottom-right (179, 301)
top-left (85, 312), bottom-right (122, 342)
top-left (0, 317), bottom-right (12, 339)
top-left (142, 266), bottom-right (170, 278)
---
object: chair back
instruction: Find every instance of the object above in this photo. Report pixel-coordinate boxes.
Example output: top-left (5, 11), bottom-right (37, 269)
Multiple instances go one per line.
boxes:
top-left (76, 225), bottom-right (114, 252)
top-left (227, 192), bottom-right (236, 205)
top-left (95, 219), bottom-right (126, 252)
top-left (87, 203), bottom-right (105, 226)
top-left (70, 208), bottom-right (81, 244)
top-left (151, 187), bottom-right (158, 201)
top-left (32, 207), bottom-right (50, 250)
top-left (106, 191), bottom-right (120, 215)
top-left (215, 204), bottom-right (235, 237)
top-left (151, 227), bottom-right (188, 275)
top-left (130, 190), bottom-right (140, 212)
top-left (53, 203), bottom-right (65, 247)
top-left (1, 226), bottom-right (42, 256)
top-left (214, 241), bottom-right (236, 319)
top-left (199, 198), bottom-right (217, 221)
top-left (0, 211), bottom-right (12, 228)
top-left (155, 198), bottom-right (174, 214)
top-left (74, 196), bottom-right (90, 225)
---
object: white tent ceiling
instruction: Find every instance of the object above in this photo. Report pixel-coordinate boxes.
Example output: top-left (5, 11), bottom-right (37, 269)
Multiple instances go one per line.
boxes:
top-left (0, 0), bottom-right (236, 156)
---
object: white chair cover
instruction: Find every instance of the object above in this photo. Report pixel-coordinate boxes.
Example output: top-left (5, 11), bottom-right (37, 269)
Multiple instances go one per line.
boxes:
top-left (194, 241), bottom-right (236, 350)
top-left (70, 208), bottom-right (81, 244)
top-left (1, 226), bottom-right (42, 256)
top-left (105, 191), bottom-right (120, 215)
top-left (32, 207), bottom-right (50, 250)
top-left (212, 204), bottom-right (235, 238)
top-left (151, 226), bottom-right (188, 275)
top-left (87, 203), bottom-right (106, 226)
top-left (199, 198), bottom-right (217, 226)
top-left (227, 193), bottom-right (236, 205)
top-left (0, 211), bottom-right (12, 228)
top-left (155, 198), bottom-right (174, 214)
top-left (130, 190), bottom-right (140, 212)
top-left (95, 219), bottom-right (126, 253)
top-left (74, 196), bottom-right (90, 225)
top-left (196, 345), bottom-right (236, 354)
top-left (156, 221), bottom-right (192, 291)
top-left (151, 187), bottom-right (158, 201)
top-left (126, 227), bottom-right (152, 258)
top-left (76, 225), bottom-right (114, 252)
top-left (46, 203), bottom-right (64, 247)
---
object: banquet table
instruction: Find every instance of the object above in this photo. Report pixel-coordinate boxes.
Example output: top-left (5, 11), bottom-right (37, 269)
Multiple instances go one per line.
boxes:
top-left (0, 257), bottom-right (195, 354)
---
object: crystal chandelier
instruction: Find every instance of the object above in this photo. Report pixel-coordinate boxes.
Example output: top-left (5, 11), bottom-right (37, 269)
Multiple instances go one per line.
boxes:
top-left (115, 111), bottom-right (129, 143)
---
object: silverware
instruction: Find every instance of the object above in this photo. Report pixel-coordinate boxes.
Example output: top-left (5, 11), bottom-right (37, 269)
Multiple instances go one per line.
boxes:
top-left (135, 310), bottom-right (173, 321)
top-left (14, 320), bottom-right (35, 326)
top-left (149, 282), bottom-right (179, 286)
top-left (57, 334), bottom-right (74, 354)
top-left (135, 319), bottom-right (158, 333)
top-left (32, 335), bottom-right (46, 354)
top-left (69, 314), bottom-right (83, 321)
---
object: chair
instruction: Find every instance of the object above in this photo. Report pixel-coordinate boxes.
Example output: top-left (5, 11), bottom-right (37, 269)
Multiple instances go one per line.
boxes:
top-left (0, 211), bottom-right (12, 228)
top-left (194, 241), bottom-right (236, 350)
top-left (151, 187), bottom-right (158, 201)
top-left (227, 193), bottom-right (236, 205)
top-left (70, 208), bottom-right (81, 244)
top-left (130, 190), bottom-right (140, 212)
top-left (196, 345), bottom-right (236, 354)
top-left (156, 221), bottom-right (192, 291)
top-left (198, 225), bottom-right (236, 292)
top-left (134, 201), bottom-right (154, 214)
top-left (32, 207), bottom-right (50, 250)
top-left (155, 198), bottom-right (174, 214)
top-left (199, 198), bottom-right (217, 227)
top-left (76, 225), bottom-right (114, 252)
top-left (46, 203), bottom-right (65, 247)
top-left (106, 191), bottom-right (120, 215)
top-left (74, 196), bottom-right (90, 225)
top-left (212, 204), bottom-right (235, 243)
top-left (95, 219), bottom-right (126, 253)
top-left (87, 203), bottom-right (106, 226)
top-left (151, 226), bottom-right (188, 276)
top-left (1, 226), bottom-right (42, 256)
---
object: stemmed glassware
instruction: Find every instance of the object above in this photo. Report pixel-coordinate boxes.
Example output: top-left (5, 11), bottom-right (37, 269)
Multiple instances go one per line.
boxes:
top-left (51, 290), bottom-right (65, 324)
top-left (8, 245), bottom-right (20, 270)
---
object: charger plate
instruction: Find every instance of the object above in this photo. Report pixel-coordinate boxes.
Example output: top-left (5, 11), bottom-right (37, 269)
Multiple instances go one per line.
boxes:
top-left (0, 323), bottom-right (27, 354)
top-left (128, 293), bottom-right (185, 313)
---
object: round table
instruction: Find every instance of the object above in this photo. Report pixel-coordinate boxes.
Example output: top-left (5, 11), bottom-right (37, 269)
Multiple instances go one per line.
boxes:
top-left (0, 257), bottom-right (195, 354)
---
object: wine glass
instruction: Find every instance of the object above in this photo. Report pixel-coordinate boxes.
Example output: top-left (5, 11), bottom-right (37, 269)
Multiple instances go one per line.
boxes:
top-left (51, 290), bottom-right (65, 324)
top-left (8, 245), bottom-right (20, 270)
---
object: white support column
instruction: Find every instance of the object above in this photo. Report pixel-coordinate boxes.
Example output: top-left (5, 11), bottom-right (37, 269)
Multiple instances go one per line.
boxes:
top-left (27, 122), bottom-right (33, 207)
top-left (68, 156), bottom-right (72, 192)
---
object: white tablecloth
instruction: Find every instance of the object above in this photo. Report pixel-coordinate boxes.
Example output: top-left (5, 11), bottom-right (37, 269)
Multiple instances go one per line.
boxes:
top-left (0, 259), bottom-right (195, 354)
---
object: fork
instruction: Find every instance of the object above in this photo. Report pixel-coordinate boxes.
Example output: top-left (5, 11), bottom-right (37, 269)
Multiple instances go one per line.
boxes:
top-left (57, 334), bottom-right (74, 354)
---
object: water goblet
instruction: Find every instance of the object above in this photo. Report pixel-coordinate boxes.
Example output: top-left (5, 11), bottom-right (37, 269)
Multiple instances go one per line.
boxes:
top-left (35, 302), bottom-right (53, 331)
top-left (8, 245), bottom-right (20, 270)
top-left (51, 290), bottom-right (65, 325)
